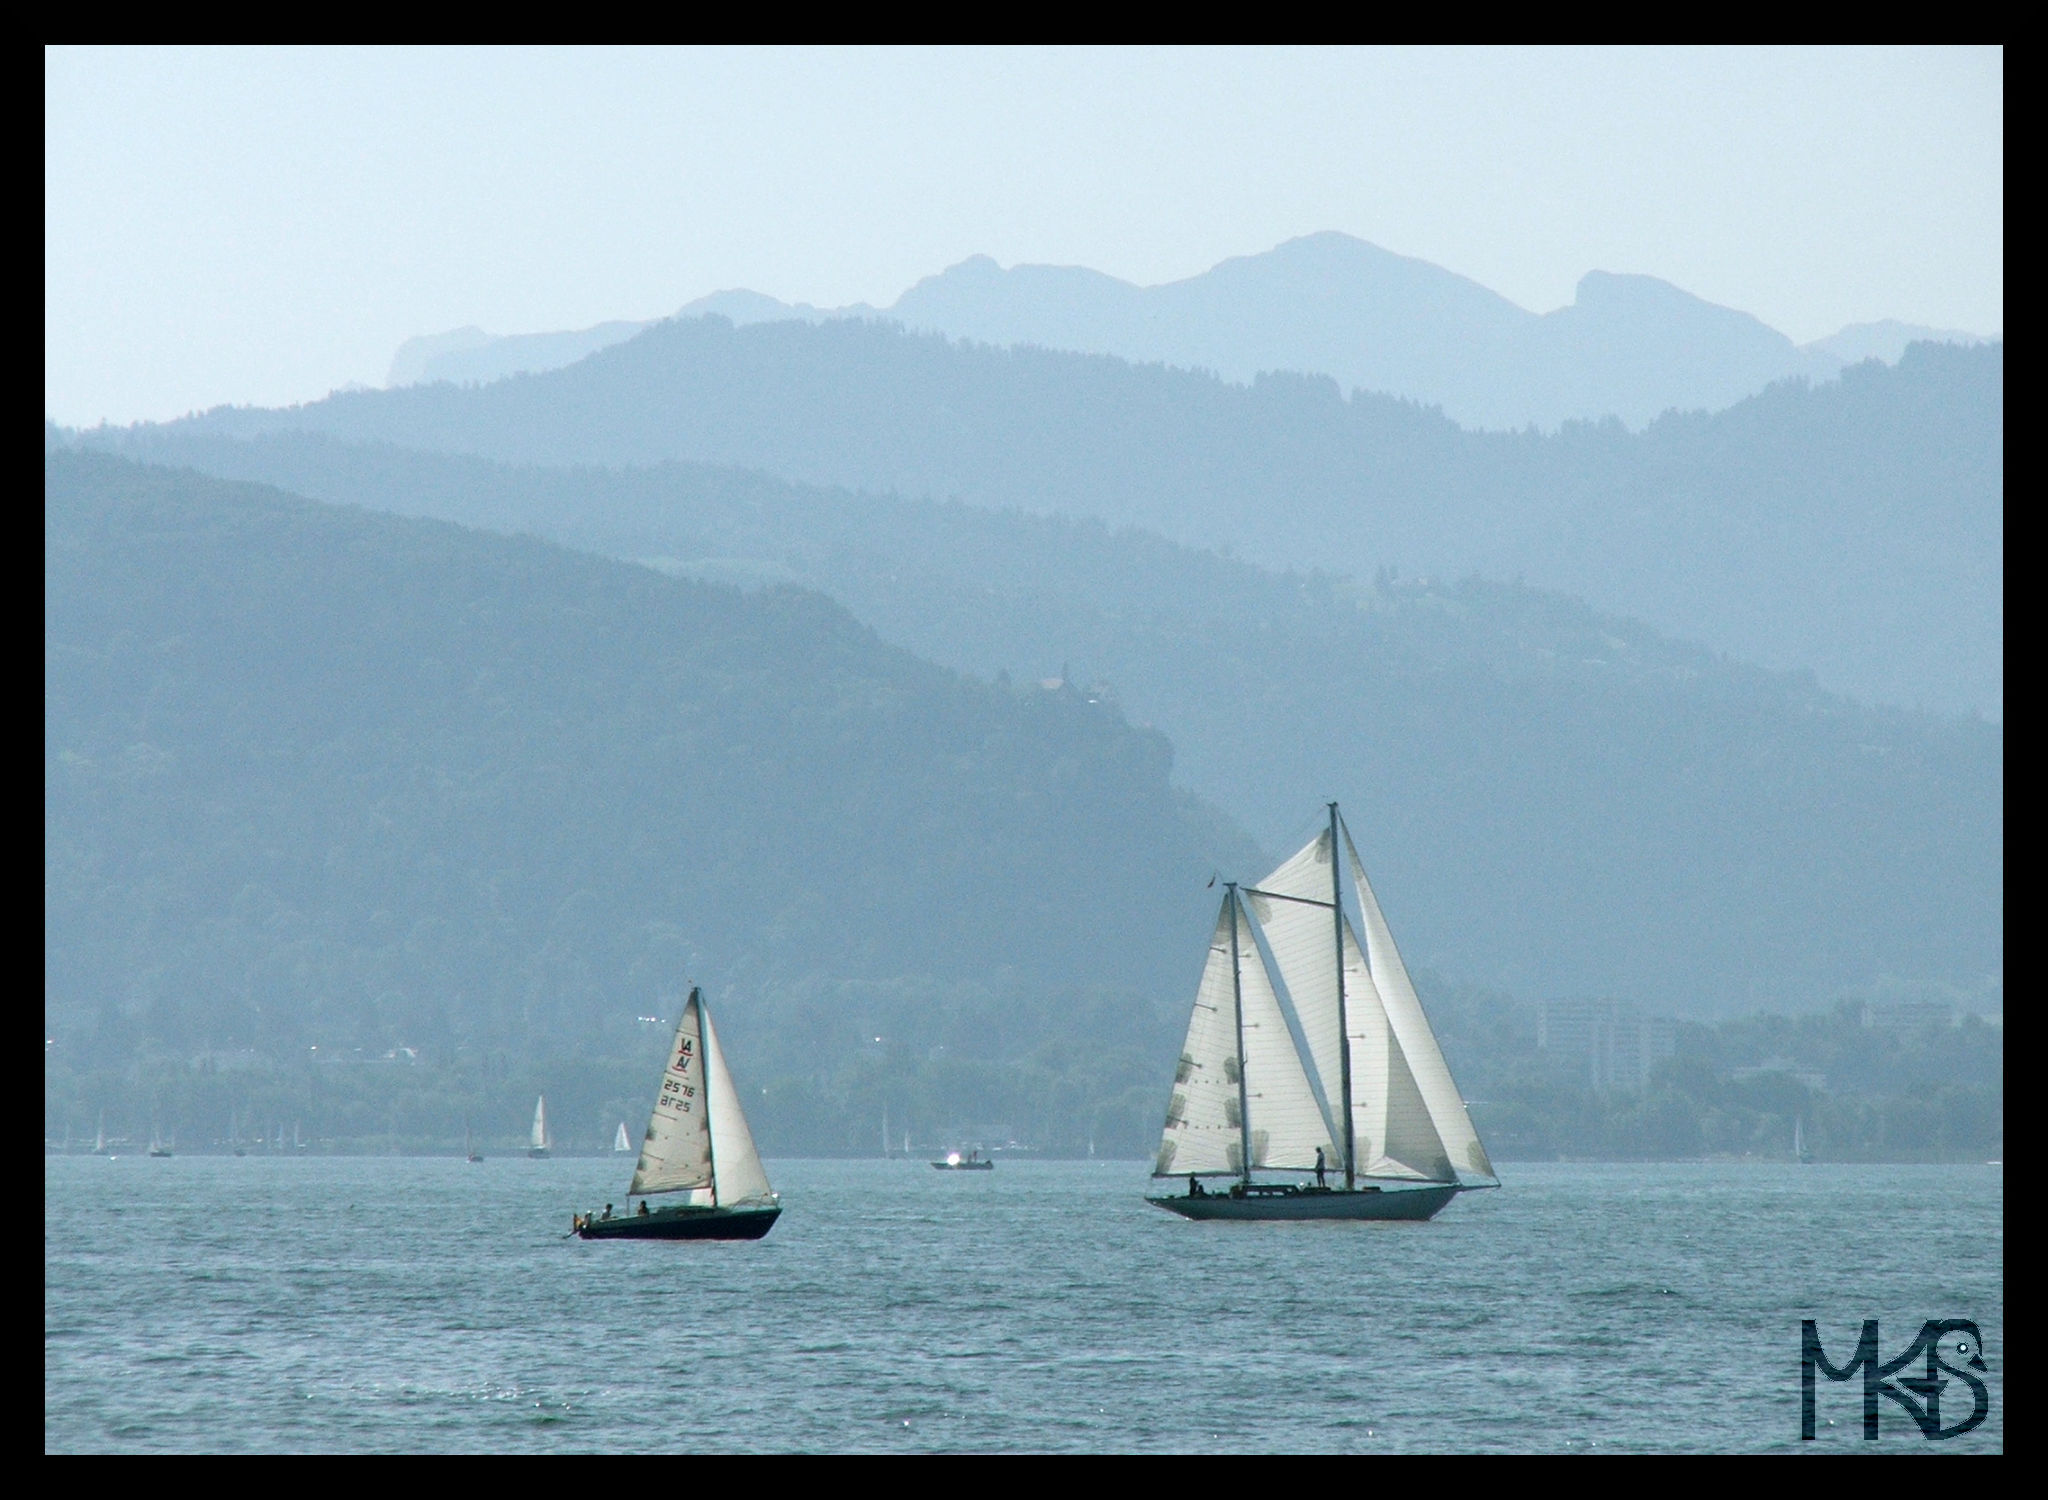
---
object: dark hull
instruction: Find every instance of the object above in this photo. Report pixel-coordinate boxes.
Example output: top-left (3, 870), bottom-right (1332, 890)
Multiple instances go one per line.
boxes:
top-left (575, 1204), bottom-right (781, 1240)
top-left (930, 1161), bottom-right (994, 1170)
top-left (1146, 1185), bottom-right (1462, 1221)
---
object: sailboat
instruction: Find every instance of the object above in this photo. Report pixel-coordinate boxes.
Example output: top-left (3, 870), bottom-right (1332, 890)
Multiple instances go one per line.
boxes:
top-left (612, 1121), bottom-right (631, 1154)
top-left (94, 1112), bottom-right (108, 1157)
top-left (1795, 1115), bottom-right (1815, 1164)
top-left (527, 1096), bottom-right (552, 1158)
top-left (1148, 804), bottom-right (1498, 1221)
top-left (148, 1125), bottom-right (174, 1158)
top-left (466, 1124), bottom-right (484, 1163)
top-left (575, 987), bottom-right (780, 1240)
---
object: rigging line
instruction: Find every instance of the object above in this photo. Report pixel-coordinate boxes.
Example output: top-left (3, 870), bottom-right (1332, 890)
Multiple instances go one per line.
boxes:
top-left (1242, 886), bottom-right (1335, 909)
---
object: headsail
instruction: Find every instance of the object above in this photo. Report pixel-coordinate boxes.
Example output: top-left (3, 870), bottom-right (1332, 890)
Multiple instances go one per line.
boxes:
top-left (627, 992), bottom-right (714, 1196)
top-left (1153, 898), bottom-right (1245, 1177)
top-left (1342, 824), bottom-right (1496, 1182)
top-left (701, 997), bottom-right (774, 1205)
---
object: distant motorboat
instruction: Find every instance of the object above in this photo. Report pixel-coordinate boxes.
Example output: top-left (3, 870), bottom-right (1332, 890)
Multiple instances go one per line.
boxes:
top-left (931, 1148), bottom-right (994, 1171)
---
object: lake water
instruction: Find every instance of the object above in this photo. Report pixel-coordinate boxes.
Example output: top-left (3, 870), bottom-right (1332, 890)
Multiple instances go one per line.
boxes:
top-left (45, 1157), bottom-right (2002, 1453)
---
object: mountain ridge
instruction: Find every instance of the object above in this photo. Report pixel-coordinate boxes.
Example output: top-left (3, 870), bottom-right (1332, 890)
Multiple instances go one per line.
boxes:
top-left (387, 232), bottom-right (1992, 430)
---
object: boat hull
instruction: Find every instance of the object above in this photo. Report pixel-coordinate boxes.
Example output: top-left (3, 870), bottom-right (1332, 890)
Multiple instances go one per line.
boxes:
top-left (1146, 1185), bottom-right (1461, 1221)
top-left (575, 1203), bottom-right (781, 1241)
top-left (930, 1161), bottom-right (994, 1170)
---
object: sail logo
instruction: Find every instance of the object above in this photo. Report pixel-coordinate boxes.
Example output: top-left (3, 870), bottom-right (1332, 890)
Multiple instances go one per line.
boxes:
top-left (1801, 1319), bottom-right (1989, 1440)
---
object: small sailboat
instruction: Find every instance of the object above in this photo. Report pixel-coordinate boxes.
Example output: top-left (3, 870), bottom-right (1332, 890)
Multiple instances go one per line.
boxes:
top-left (466, 1124), bottom-right (484, 1164)
top-left (94, 1112), bottom-right (107, 1156)
top-left (931, 1147), bottom-right (994, 1171)
top-left (575, 987), bottom-right (780, 1240)
top-left (528, 1096), bottom-right (552, 1158)
top-left (1795, 1115), bottom-right (1815, 1164)
top-left (1148, 803), bottom-right (1498, 1221)
top-left (612, 1121), bottom-right (631, 1154)
top-left (148, 1126), bottom-right (173, 1159)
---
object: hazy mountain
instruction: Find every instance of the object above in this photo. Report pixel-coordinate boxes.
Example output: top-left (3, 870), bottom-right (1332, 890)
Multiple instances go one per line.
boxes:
top-left (158, 315), bottom-right (2004, 718)
top-left (79, 433), bottom-right (2002, 1016)
top-left (45, 453), bottom-right (1263, 1129)
top-left (385, 234), bottom-right (1986, 428)
top-left (1802, 318), bottom-right (1992, 367)
top-left (387, 318), bottom-right (663, 389)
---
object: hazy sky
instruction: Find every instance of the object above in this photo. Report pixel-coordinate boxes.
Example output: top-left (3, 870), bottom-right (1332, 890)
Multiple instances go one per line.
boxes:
top-left (46, 46), bottom-right (2002, 427)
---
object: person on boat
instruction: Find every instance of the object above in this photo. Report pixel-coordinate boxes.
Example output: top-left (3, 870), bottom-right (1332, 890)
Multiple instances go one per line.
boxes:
top-left (603, 1204), bottom-right (613, 1220)
top-left (1187, 1173), bottom-right (1203, 1197)
top-left (638, 1200), bottom-right (650, 1215)
top-left (1314, 1147), bottom-right (1327, 1189)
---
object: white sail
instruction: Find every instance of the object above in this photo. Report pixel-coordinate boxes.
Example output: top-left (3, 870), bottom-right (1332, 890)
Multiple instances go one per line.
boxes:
top-left (1237, 913), bottom-right (1339, 1171)
top-left (629, 993), bottom-right (714, 1196)
top-left (530, 1096), bottom-right (552, 1152)
top-left (701, 998), bottom-right (775, 1205)
top-left (94, 1112), bottom-right (105, 1154)
top-left (613, 1121), bottom-right (631, 1153)
top-left (1344, 825), bottom-right (1496, 1182)
top-left (1244, 829), bottom-right (1350, 1159)
top-left (1347, 952), bottom-right (1456, 1181)
top-left (1153, 899), bottom-right (1246, 1177)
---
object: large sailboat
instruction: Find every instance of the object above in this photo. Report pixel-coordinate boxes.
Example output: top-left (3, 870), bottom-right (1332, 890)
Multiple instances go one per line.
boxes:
top-left (574, 988), bottom-right (780, 1240)
top-left (527, 1096), bottom-right (552, 1158)
top-left (1148, 804), bottom-right (1498, 1222)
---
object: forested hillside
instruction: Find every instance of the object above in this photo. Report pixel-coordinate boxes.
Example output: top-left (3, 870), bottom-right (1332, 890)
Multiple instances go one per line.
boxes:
top-left (84, 434), bottom-right (2003, 1016)
top-left (134, 316), bottom-right (2003, 716)
top-left (45, 453), bottom-right (1260, 1151)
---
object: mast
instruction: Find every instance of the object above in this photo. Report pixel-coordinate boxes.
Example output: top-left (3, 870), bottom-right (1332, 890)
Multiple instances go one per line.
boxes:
top-left (1330, 803), bottom-right (1355, 1190)
top-left (702, 992), bottom-right (719, 1206)
top-left (1227, 884), bottom-right (1252, 1187)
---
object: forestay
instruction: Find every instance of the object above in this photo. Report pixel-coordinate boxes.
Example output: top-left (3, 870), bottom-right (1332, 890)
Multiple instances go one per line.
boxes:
top-left (702, 999), bottom-right (775, 1205)
top-left (628, 992), bottom-right (714, 1196)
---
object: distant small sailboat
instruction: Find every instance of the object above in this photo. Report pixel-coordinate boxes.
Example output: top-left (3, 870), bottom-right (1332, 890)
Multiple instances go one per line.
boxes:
top-left (931, 1147), bottom-right (994, 1171)
top-left (466, 1124), bottom-right (484, 1164)
top-left (148, 1126), bottom-right (173, 1159)
top-left (613, 1121), bottom-right (632, 1154)
top-left (1795, 1115), bottom-right (1815, 1164)
top-left (528, 1096), bottom-right (553, 1158)
top-left (1148, 803), bottom-right (1498, 1221)
top-left (94, 1111), bottom-right (107, 1156)
top-left (574, 987), bottom-right (780, 1240)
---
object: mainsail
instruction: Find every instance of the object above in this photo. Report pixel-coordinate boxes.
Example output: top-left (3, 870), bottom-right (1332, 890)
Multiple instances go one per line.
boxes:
top-left (1154, 900), bottom-right (1247, 1177)
top-left (530, 1095), bottom-right (552, 1153)
top-left (1153, 889), bottom-right (1336, 1177)
top-left (628, 993), bottom-right (713, 1196)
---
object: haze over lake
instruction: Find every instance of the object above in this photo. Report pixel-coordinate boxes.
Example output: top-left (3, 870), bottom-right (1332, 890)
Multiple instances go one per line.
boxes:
top-left (46, 47), bottom-right (2001, 1453)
